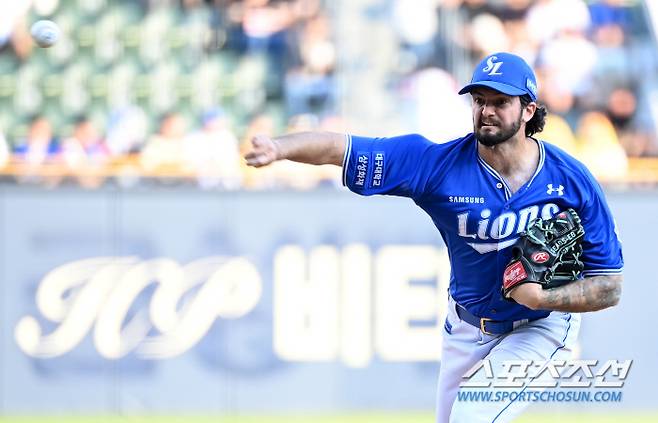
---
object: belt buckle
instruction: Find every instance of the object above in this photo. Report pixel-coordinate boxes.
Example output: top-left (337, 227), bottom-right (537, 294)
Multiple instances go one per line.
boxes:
top-left (480, 317), bottom-right (494, 335)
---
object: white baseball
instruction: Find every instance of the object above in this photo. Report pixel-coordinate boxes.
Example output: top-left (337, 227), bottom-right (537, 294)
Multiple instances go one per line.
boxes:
top-left (30, 20), bottom-right (60, 48)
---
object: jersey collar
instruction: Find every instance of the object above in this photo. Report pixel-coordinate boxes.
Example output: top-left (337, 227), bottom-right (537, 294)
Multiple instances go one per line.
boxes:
top-left (475, 137), bottom-right (545, 201)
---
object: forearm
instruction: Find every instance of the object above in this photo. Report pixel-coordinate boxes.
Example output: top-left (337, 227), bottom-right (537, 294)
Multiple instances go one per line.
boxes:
top-left (274, 131), bottom-right (346, 166)
top-left (537, 275), bottom-right (622, 312)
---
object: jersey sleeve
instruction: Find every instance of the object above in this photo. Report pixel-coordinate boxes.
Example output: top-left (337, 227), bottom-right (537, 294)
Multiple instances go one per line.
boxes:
top-left (578, 173), bottom-right (624, 277)
top-left (342, 133), bottom-right (435, 198)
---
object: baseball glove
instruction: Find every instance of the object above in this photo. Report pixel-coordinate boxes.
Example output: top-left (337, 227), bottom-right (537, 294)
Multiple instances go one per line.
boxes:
top-left (502, 208), bottom-right (585, 299)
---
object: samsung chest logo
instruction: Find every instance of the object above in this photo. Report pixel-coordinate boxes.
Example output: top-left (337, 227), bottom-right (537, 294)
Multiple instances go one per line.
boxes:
top-left (457, 203), bottom-right (560, 254)
top-left (449, 196), bottom-right (486, 204)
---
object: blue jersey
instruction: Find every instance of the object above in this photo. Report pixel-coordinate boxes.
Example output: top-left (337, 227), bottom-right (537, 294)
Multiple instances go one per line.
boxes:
top-left (342, 133), bottom-right (624, 321)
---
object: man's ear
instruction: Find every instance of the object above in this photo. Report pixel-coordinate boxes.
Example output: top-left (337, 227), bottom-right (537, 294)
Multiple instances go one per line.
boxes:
top-left (523, 102), bottom-right (537, 123)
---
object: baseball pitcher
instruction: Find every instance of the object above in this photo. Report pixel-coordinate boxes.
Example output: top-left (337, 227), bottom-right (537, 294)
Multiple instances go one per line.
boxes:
top-left (244, 52), bottom-right (624, 423)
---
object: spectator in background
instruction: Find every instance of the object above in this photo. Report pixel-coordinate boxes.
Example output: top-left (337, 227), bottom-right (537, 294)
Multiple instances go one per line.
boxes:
top-left (61, 116), bottom-right (110, 167)
top-left (578, 1), bottom-right (631, 111)
top-left (538, 14), bottom-right (597, 99)
top-left (140, 112), bottom-right (188, 175)
top-left (498, 0), bottom-right (531, 22)
top-left (606, 87), bottom-right (658, 158)
top-left (527, 0), bottom-right (596, 100)
top-left (237, 0), bottom-right (298, 98)
top-left (589, 0), bottom-right (631, 33)
top-left (183, 108), bottom-right (243, 189)
top-left (540, 113), bottom-right (578, 156)
top-left (456, 0), bottom-right (499, 53)
top-left (13, 115), bottom-right (60, 185)
top-left (468, 13), bottom-right (509, 57)
top-left (60, 116), bottom-right (110, 188)
top-left (499, 0), bottom-right (535, 61)
top-left (526, 0), bottom-right (590, 46)
top-left (242, 112), bottom-right (276, 145)
top-left (535, 66), bottom-right (578, 126)
top-left (457, 0), bottom-right (497, 18)
top-left (0, 2), bottom-right (30, 47)
top-left (178, 0), bottom-right (214, 62)
top-left (241, 0), bottom-right (295, 52)
top-left (285, 11), bottom-right (336, 116)
top-left (0, 128), bottom-right (9, 169)
top-left (575, 110), bottom-right (628, 181)
top-left (397, 66), bottom-right (471, 140)
top-left (105, 105), bottom-right (149, 156)
top-left (0, 1), bottom-right (33, 61)
top-left (391, 0), bottom-right (440, 68)
top-left (13, 115), bottom-right (59, 166)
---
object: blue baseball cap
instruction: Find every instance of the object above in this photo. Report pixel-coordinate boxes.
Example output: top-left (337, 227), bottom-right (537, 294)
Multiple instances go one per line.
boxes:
top-left (458, 52), bottom-right (538, 102)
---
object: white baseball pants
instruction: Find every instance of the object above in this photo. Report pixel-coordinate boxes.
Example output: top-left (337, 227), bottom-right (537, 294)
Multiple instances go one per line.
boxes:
top-left (436, 296), bottom-right (581, 423)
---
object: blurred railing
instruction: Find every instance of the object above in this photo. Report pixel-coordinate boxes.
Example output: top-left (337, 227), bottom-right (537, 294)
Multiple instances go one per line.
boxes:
top-left (1, 156), bottom-right (657, 189)
top-left (0, 155), bottom-right (344, 189)
top-left (626, 157), bottom-right (658, 184)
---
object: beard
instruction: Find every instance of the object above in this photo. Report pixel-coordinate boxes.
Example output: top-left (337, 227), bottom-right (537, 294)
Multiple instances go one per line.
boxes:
top-left (475, 115), bottom-right (523, 147)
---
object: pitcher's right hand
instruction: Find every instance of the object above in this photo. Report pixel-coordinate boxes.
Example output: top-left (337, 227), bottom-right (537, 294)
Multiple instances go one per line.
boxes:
top-left (244, 135), bottom-right (280, 167)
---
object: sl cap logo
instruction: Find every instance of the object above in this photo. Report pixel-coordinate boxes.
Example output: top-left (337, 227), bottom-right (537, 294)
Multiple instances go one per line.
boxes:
top-left (547, 184), bottom-right (565, 196)
top-left (483, 56), bottom-right (503, 76)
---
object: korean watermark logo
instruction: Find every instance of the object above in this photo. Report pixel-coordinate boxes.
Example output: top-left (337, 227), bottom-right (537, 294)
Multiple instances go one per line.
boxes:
top-left (460, 359), bottom-right (632, 389)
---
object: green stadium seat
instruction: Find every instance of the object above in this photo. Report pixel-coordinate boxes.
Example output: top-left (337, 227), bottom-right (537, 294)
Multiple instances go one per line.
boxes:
top-left (14, 64), bottom-right (45, 115)
top-left (88, 72), bottom-right (108, 100)
top-left (139, 8), bottom-right (176, 64)
top-left (94, 11), bottom-right (124, 65)
top-left (0, 74), bottom-right (16, 99)
top-left (147, 62), bottom-right (180, 113)
top-left (77, 0), bottom-right (107, 18)
top-left (60, 62), bottom-right (93, 115)
top-left (106, 61), bottom-right (139, 108)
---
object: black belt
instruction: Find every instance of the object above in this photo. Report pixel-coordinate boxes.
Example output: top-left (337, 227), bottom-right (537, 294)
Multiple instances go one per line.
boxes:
top-left (455, 303), bottom-right (546, 335)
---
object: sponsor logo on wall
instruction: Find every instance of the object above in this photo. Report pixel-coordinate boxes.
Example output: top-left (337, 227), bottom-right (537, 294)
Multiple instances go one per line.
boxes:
top-left (15, 246), bottom-right (450, 366)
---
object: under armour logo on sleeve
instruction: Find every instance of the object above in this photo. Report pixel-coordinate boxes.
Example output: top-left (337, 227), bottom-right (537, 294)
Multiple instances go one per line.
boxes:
top-left (547, 184), bottom-right (565, 196)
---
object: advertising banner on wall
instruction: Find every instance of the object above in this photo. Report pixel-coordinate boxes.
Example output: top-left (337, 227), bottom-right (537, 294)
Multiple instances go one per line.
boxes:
top-left (0, 187), bottom-right (654, 413)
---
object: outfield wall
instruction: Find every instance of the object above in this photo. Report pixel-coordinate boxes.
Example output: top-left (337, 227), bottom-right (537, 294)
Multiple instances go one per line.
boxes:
top-left (0, 186), bottom-right (655, 413)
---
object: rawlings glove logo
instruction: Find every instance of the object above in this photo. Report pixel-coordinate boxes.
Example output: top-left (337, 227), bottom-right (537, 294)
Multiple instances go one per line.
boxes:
top-left (531, 251), bottom-right (549, 263)
top-left (503, 261), bottom-right (527, 289)
top-left (502, 209), bottom-right (585, 300)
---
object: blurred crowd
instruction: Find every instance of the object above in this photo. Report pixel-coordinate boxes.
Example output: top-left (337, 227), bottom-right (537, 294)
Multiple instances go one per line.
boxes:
top-left (0, 107), bottom-right (348, 189)
top-left (390, 0), bottom-right (658, 181)
top-left (0, 0), bottom-right (656, 188)
top-left (0, 0), bottom-right (344, 188)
